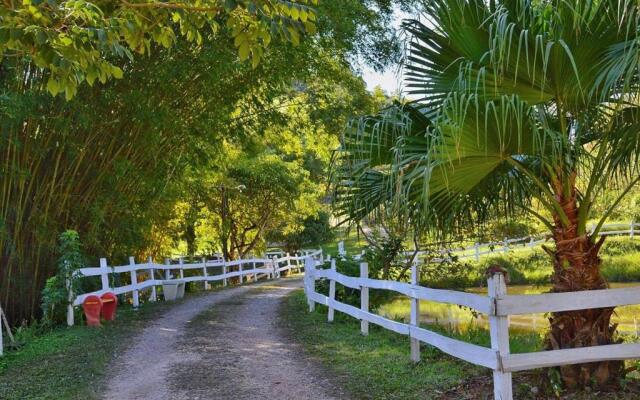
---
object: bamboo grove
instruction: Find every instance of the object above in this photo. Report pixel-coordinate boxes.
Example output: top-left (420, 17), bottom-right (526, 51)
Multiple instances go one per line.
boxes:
top-left (0, 0), bottom-right (408, 322)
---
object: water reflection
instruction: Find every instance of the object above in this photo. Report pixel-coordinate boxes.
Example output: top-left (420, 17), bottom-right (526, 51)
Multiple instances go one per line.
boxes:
top-left (378, 283), bottom-right (640, 335)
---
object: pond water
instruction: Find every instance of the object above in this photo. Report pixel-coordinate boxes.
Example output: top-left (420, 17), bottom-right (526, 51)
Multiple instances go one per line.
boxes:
top-left (378, 283), bottom-right (640, 335)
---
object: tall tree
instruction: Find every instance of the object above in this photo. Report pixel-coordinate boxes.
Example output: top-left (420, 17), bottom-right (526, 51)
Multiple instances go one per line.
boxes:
top-left (333, 0), bottom-right (640, 388)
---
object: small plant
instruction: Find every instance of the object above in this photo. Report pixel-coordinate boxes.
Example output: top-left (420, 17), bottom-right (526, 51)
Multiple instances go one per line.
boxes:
top-left (41, 230), bottom-right (85, 327)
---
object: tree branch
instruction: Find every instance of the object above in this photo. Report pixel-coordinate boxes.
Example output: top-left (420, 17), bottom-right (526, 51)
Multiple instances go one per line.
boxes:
top-left (120, 0), bottom-right (222, 12)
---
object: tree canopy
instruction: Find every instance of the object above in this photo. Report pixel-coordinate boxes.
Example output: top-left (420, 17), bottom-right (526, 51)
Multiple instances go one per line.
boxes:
top-left (0, 0), bottom-right (400, 322)
top-left (0, 0), bottom-right (317, 98)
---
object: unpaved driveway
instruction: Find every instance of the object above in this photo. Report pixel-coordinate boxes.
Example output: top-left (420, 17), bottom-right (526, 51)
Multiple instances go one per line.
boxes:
top-left (103, 278), bottom-right (343, 400)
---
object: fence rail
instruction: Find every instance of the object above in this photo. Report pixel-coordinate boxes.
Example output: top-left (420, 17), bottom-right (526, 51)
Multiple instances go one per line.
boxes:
top-left (338, 220), bottom-right (640, 263)
top-left (303, 257), bottom-right (640, 400)
top-left (67, 250), bottom-right (323, 326)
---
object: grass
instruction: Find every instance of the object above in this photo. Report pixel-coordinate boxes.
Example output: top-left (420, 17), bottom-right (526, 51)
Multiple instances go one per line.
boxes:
top-left (0, 298), bottom-right (178, 399)
top-left (413, 237), bottom-right (640, 289)
top-left (281, 289), bottom-right (488, 399)
top-left (282, 290), bottom-right (640, 399)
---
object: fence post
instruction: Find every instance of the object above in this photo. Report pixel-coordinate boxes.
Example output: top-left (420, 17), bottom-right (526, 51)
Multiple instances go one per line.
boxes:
top-left (502, 237), bottom-right (509, 254)
top-left (164, 258), bottom-right (171, 280)
top-left (286, 253), bottom-right (292, 274)
top-left (147, 256), bottom-right (157, 302)
top-left (410, 262), bottom-right (420, 362)
top-left (305, 257), bottom-right (316, 312)
top-left (222, 258), bottom-right (228, 287)
top-left (488, 272), bottom-right (513, 400)
top-left (239, 261), bottom-right (244, 284)
top-left (328, 259), bottom-right (336, 322)
top-left (270, 256), bottom-right (277, 279)
top-left (178, 257), bottom-right (185, 280)
top-left (66, 276), bottom-right (74, 326)
top-left (129, 256), bottom-right (139, 308)
top-left (631, 220), bottom-right (635, 239)
top-left (360, 262), bottom-right (369, 336)
top-left (474, 243), bottom-right (480, 261)
top-left (252, 261), bottom-right (256, 282)
top-left (202, 257), bottom-right (210, 290)
top-left (100, 258), bottom-right (110, 291)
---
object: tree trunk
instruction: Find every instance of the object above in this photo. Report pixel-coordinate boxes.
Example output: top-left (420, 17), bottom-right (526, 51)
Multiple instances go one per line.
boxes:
top-left (546, 184), bottom-right (624, 388)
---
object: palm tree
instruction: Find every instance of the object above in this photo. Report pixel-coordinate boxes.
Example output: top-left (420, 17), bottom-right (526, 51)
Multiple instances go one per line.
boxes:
top-left (332, 0), bottom-right (640, 388)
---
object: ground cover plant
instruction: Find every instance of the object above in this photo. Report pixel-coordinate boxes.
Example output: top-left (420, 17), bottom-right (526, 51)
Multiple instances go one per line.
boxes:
top-left (283, 290), bottom-right (640, 399)
top-left (0, 301), bottom-right (172, 399)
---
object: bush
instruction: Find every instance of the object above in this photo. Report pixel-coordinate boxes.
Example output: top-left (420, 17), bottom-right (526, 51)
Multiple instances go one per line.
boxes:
top-left (272, 211), bottom-right (335, 252)
top-left (316, 258), bottom-right (394, 312)
top-left (41, 231), bottom-right (85, 327)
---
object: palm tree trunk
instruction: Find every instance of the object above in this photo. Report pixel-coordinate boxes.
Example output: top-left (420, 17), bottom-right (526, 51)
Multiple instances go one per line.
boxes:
top-left (546, 185), bottom-right (624, 388)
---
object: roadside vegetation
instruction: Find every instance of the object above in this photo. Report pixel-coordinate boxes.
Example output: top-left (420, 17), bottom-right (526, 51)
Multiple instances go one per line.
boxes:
top-left (283, 290), bottom-right (640, 399)
top-left (0, 302), bottom-right (171, 400)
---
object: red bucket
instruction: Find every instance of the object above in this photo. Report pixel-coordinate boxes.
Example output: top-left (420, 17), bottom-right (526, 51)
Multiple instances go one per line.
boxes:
top-left (100, 292), bottom-right (118, 321)
top-left (82, 295), bottom-right (103, 327)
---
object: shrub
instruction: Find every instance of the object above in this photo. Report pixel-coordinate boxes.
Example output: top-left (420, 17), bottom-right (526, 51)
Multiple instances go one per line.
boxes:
top-left (316, 258), bottom-right (394, 312)
top-left (272, 211), bottom-right (335, 252)
top-left (41, 231), bottom-right (85, 326)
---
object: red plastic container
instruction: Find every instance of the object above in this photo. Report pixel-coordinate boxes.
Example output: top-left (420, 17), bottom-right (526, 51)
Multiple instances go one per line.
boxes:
top-left (82, 295), bottom-right (103, 327)
top-left (100, 292), bottom-right (118, 321)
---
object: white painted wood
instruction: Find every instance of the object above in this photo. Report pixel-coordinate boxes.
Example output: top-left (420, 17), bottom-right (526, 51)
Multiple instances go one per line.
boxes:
top-left (202, 257), bottom-right (210, 290)
top-left (99, 258), bottom-right (110, 291)
top-left (309, 290), bottom-right (497, 369)
top-left (178, 257), bottom-right (185, 280)
top-left (66, 276), bottom-right (74, 326)
top-left (286, 253), bottom-right (292, 275)
top-left (360, 262), bottom-right (369, 336)
top-left (488, 273), bottom-right (513, 400)
top-left (498, 285), bottom-right (640, 315)
top-left (328, 259), bottom-right (336, 323)
top-left (314, 269), bottom-right (493, 315)
top-left (632, 220), bottom-right (635, 239)
top-left (310, 291), bottom-right (409, 335)
top-left (164, 259), bottom-right (171, 280)
top-left (272, 257), bottom-right (278, 278)
top-left (502, 343), bottom-right (640, 372)
top-left (148, 256), bottom-right (157, 301)
top-left (410, 325), bottom-right (498, 369)
top-left (305, 256), bottom-right (316, 312)
top-left (252, 261), bottom-right (257, 282)
top-left (410, 263), bottom-right (420, 363)
top-left (129, 257), bottom-right (139, 308)
top-left (223, 258), bottom-right (228, 287)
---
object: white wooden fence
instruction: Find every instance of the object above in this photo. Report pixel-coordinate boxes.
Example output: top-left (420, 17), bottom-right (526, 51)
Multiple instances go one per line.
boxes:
top-left (338, 220), bottom-right (640, 263)
top-left (303, 257), bottom-right (640, 400)
top-left (66, 250), bottom-right (323, 326)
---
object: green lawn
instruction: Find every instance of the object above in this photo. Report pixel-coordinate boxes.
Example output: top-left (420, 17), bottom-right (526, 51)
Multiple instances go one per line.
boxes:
top-left (281, 290), bottom-right (640, 399)
top-left (0, 300), bottom-right (175, 399)
top-left (281, 290), bottom-right (487, 399)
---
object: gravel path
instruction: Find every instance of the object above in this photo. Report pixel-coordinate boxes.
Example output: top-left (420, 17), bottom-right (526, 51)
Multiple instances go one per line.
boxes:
top-left (103, 279), bottom-right (342, 400)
